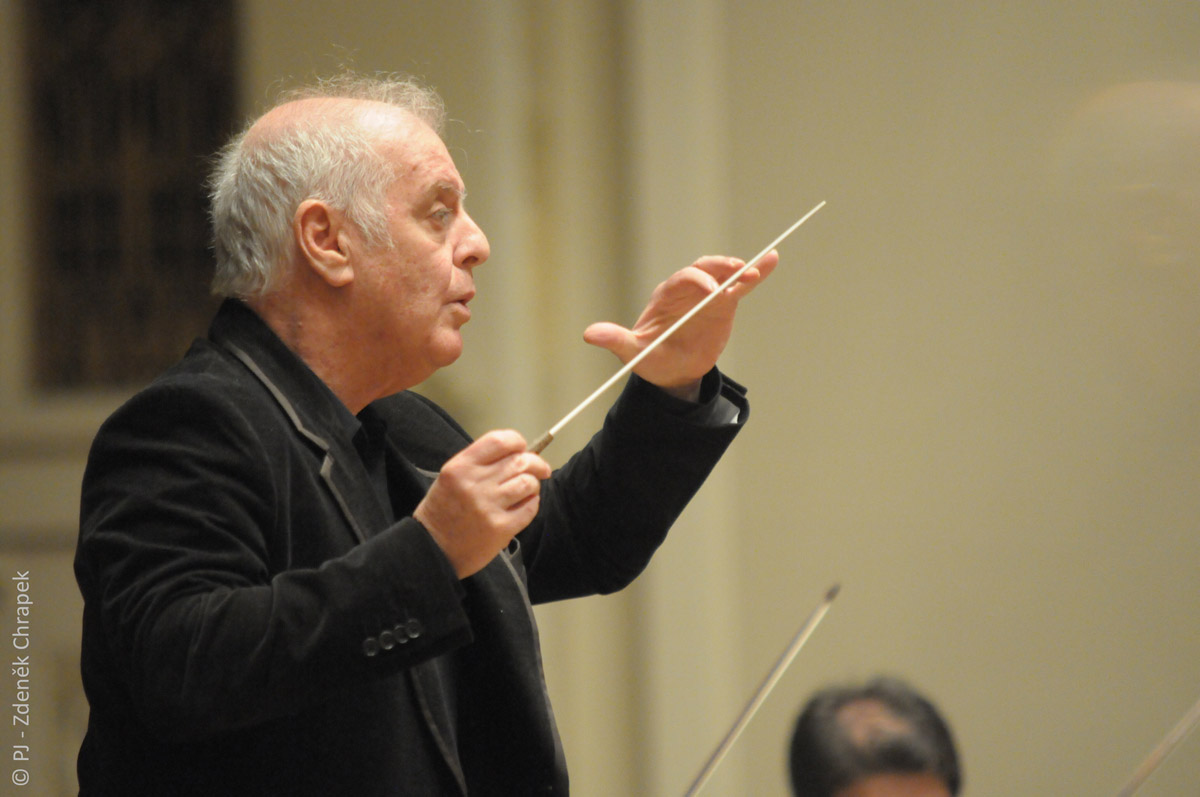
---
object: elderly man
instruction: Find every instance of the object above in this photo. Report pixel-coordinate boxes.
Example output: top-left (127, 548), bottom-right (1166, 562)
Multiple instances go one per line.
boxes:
top-left (74, 73), bottom-right (775, 794)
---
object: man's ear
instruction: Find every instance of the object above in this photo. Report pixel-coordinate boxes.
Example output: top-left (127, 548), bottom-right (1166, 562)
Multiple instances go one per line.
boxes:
top-left (294, 199), bottom-right (355, 288)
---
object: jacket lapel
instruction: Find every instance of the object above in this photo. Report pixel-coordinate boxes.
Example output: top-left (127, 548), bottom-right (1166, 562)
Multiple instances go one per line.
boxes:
top-left (220, 339), bottom-right (388, 545)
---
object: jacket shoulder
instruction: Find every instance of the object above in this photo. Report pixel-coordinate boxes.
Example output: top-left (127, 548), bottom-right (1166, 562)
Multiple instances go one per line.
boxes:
top-left (91, 338), bottom-right (291, 457)
top-left (372, 392), bottom-right (472, 471)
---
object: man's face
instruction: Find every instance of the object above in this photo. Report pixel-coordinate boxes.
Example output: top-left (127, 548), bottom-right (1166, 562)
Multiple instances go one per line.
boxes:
top-left (350, 108), bottom-right (490, 393)
top-left (834, 773), bottom-right (952, 797)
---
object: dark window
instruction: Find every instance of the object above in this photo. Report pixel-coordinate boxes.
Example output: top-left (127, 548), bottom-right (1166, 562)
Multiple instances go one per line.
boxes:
top-left (25, 0), bottom-right (236, 389)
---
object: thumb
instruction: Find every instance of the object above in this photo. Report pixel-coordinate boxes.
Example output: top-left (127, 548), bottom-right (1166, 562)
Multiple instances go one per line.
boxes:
top-left (583, 321), bottom-right (637, 361)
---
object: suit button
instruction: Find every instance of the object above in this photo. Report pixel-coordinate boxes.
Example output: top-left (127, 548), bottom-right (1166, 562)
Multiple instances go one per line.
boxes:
top-left (362, 637), bottom-right (380, 657)
top-left (405, 618), bottom-right (423, 639)
top-left (392, 624), bottom-right (410, 644)
top-left (379, 630), bottom-right (396, 650)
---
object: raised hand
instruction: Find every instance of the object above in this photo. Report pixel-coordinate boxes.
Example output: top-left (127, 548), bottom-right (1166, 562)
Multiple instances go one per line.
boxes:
top-left (582, 252), bottom-right (778, 400)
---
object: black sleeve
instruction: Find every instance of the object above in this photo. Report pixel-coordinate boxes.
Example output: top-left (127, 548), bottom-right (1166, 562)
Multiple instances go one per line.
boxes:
top-left (518, 368), bottom-right (749, 604)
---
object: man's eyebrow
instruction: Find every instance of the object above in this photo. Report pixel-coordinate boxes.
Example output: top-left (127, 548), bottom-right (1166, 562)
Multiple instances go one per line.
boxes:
top-left (433, 181), bottom-right (466, 201)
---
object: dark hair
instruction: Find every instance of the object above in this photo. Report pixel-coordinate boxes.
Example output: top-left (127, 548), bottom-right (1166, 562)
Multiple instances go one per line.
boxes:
top-left (788, 677), bottom-right (961, 797)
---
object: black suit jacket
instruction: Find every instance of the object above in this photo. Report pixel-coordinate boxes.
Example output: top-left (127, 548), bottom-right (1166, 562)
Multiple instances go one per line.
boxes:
top-left (75, 300), bottom-right (748, 795)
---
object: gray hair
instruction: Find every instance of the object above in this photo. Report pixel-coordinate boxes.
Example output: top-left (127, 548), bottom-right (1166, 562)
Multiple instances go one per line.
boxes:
top-left (208, 73), bottom-right (447, 298)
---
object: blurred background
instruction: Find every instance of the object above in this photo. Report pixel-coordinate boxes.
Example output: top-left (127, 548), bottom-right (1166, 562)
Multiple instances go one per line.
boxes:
top-left (2, 1), bottom-right (1199, 794)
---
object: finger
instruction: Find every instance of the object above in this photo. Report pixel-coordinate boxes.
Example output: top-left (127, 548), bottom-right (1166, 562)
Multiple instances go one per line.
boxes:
top-left (507, 491), bottom-right (541, 519)
top-left (734, 250), bottom-right (780, 288)
top-left (522, 452), bottom-right (552, 481)
top-left (693, 251), bottom-right (779, 289)
top-left (689, 255), bottom-right (746, 284)
top-left (463, 429), bottom-right (529, 464)
top-left (673, 263), bottom-right (726, 294)
top-left (488, 452), bottom-right (552, 499)
top-left (715, 250), bottom-right (780, 300)
top-left (671, 260), bottom-right (751, 304)
top-left (499, 470), bottom-right (544, 510)
top-left (497, 451), bottom-right (552, 482)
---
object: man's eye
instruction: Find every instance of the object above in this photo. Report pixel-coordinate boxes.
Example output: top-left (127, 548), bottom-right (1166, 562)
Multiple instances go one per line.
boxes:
top-left (431, 208), bottom-right (453, 226)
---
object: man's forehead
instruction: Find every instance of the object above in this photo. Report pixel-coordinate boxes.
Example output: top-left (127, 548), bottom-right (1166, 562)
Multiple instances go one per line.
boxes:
top-left (397, 151), bottom-right (466, 200)
top-left (360, 108), bottom-right (464, 192)
top-left (398, 150), bottom-right (467, 205)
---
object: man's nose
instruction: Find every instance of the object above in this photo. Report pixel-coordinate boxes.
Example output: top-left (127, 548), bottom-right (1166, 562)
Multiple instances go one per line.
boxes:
top-left (458, 213), bottom-right (489, 269)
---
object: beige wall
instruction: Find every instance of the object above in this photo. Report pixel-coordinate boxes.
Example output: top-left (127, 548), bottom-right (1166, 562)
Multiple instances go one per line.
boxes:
top-left (2, 1), bottom-right (1199, 794)
top-left (724, 5), bottom-right (1200, 796)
